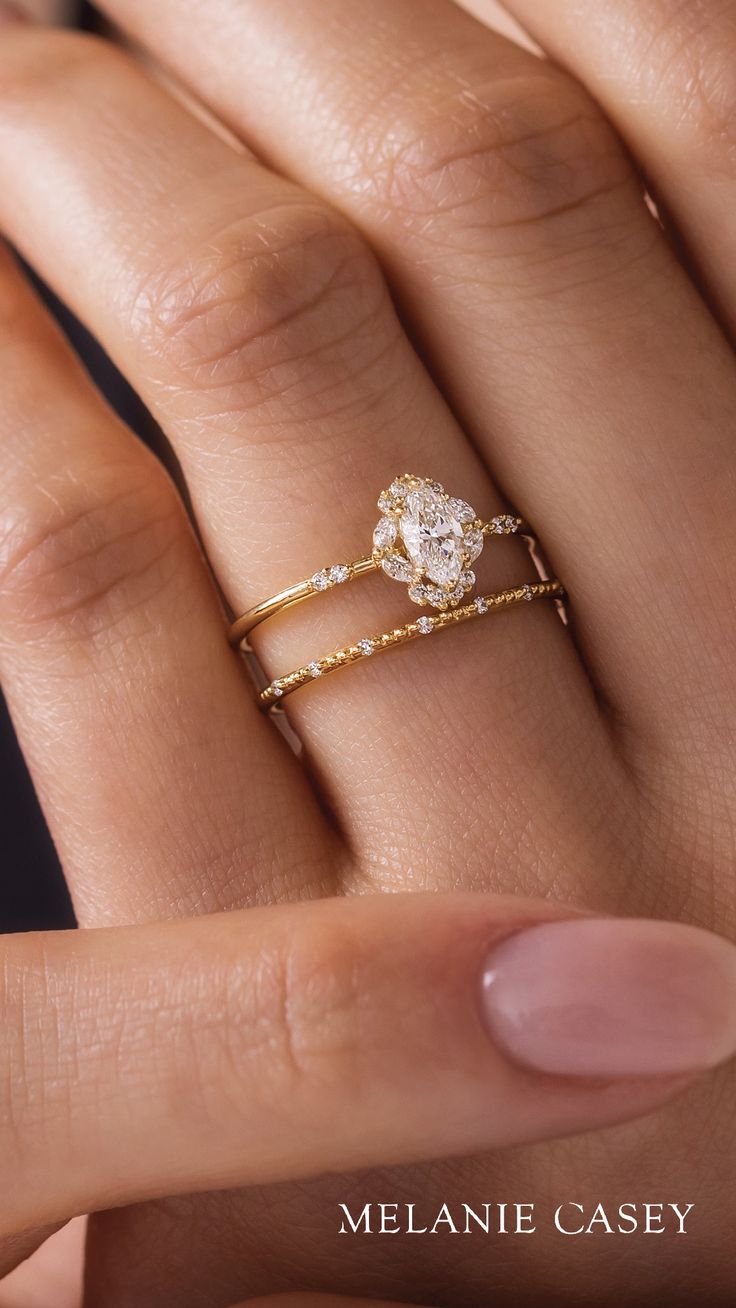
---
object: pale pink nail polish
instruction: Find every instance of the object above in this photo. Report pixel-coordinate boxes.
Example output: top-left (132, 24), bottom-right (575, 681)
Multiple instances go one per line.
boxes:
top-left (481, 918), bottom-right (736, 1078)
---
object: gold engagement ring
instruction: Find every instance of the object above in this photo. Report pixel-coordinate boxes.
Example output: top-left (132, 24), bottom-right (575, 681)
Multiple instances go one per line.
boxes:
top-left (228, 474), bottom-right (565, 710)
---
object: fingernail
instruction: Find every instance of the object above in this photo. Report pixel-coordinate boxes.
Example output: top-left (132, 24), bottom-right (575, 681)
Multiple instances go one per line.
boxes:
top-left (481, 918), bottom-right (736, 1079)
top-left (0, 3), bottom-right (30, 25)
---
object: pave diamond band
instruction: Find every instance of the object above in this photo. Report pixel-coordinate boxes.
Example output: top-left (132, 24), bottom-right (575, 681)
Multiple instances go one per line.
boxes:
top-left (258, 579), bottom-right (565, 710)
top-left (228, 474), bottom-right (530, 647)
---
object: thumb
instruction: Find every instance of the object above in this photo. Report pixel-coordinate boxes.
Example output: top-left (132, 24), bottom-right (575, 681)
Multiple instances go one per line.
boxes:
top-left (2, 892), bottom-right (736, 1235)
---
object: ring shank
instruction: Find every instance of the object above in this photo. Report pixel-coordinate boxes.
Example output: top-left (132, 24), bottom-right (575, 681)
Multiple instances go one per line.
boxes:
top-left (259, 578), bottom-right (565, 711)
top-left (228, 555), bottom-right (377, 646)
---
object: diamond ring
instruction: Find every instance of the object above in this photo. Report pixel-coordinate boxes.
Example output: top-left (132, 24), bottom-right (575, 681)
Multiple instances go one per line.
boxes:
top-left (258, 578), bottom-right (565, 710)
top-left (228, 474), bottom-right (533, 646)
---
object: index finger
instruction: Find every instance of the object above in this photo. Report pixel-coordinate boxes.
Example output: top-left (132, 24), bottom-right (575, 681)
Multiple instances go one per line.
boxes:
top-left (3, 892), bottom-right (735, 1235)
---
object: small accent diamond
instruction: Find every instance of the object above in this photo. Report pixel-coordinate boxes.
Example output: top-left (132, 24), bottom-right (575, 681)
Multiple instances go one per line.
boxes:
top-left (446, 495), bottom-right (476, 525)
top-left (307, 662), bottom-right (322, 678)
top-left (381, 553), bottom-right (415, 583)
top-left (417, 616), bottom-right (434, 634)
top-left (522, 584), bottom-right (534, 602)
top-left (270, 683), bottom-right (284, 697)
top-left (474, 596), bottom-right (488, 614)
top-left (311, 571), bottom-right (330, 591)
top-left (358, 638), bottom-right (374, 656)
top-left (461, 570), bottom-right (476, 590)
top-left (372, 516), bottom-right (397, 551)
top-left (464, 527), bottom-right (484, 562)
top-left (490, 514), bottom-right (519, 535)
top-left (330, 564), bottom-right (349, 584)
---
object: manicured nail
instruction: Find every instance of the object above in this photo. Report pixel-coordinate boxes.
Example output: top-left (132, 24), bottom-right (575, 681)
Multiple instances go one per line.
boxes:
top-left (0, 3), bottom-right (29, 25)
top-left (481, 918), bottom-right (736, 1078)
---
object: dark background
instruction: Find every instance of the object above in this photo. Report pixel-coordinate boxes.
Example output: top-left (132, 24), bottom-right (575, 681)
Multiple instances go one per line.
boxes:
top-left (0, 2), bottom-right (162, 932)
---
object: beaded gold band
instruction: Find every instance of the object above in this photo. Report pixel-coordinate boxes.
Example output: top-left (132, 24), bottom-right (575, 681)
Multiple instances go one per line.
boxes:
top-left (259, 579), bottom-right (564, 710)
top-left (229, 474), bottom-right (530, 647)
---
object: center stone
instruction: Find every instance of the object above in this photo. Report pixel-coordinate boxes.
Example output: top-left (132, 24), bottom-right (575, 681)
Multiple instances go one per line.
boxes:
top-left (399, 487), bottom-right (466, 587)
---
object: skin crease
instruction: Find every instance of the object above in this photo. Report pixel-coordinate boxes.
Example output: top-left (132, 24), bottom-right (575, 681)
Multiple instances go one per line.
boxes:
top-left (0, 1), bottom-right (734, 1307)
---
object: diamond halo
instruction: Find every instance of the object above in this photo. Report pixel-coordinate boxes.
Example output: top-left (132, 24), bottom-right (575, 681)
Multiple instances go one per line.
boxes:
top-left (372, 475), bottom-right (483, 610)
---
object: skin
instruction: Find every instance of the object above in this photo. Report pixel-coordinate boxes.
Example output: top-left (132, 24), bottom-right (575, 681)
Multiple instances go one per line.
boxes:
top-left (0, 0), bottom-right (734, 1304)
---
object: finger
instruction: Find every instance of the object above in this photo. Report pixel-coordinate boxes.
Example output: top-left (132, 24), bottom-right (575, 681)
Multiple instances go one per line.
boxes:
top-left (0, 1218), bottom-right (84, 1307)
top-left (0, 244), bottom-right (331, 923)
top-left (493, 0), bottom-right (736, 337)
top-left (94, 0), bottom-right (736, 749)
top-left (236, 1299), bottom-right (422, 1308)
top-left (0, 25), bottom-right (609, 895)
top-left (3, 893), bottom-right (736, 1235)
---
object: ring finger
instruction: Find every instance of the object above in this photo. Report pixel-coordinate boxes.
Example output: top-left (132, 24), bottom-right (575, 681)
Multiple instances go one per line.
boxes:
top-left (0, 22), bottom-right (614, 896)
top-left (98, 0), bottom-right (736, 758)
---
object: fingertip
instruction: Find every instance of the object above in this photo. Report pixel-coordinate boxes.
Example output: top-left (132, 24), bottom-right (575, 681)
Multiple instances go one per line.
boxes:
top-left (481, 917), bottom-right (736, 1079)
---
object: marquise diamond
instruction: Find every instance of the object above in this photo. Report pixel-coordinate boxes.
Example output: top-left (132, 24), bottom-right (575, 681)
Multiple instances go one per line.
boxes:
top-left (464, 527), bottom-right (484, 562)
top-left (400, 486), bottom-right (467, 587)
top-left (373, 516), bottom-right (397, 551)
top-left (445, 496), bottom-right (476, 525)
top-left (381, 553), bottom-right (415, 583)
top-left (373, 476), bottom-right (486, 611)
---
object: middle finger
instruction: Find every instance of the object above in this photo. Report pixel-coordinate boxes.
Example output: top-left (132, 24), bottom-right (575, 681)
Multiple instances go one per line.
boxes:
top-left (0, 25), bottom-right (616, 896)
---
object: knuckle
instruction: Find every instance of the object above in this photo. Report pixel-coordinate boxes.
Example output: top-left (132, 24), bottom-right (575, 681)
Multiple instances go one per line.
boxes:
top-left (364, 73), bottom-right (629, 234)
top-left (0, 457), bottom-right (185, 641)
top-left (133, 203), bottom-right (385, 401)
top-left (211, 921), bottom-right (366, 1112)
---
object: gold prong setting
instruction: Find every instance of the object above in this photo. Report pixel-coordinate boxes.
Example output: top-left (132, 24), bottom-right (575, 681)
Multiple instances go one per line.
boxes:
top-left (371, 474), bottom-right (488, 611)
top-left (228, 473), bottom-right (531, 650)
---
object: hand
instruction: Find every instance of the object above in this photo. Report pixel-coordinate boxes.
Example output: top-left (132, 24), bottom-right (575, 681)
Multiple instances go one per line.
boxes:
top-left (0, 0), bottom-right (734, 1304)
top-left (5, 893), bottom-right (731, 1306)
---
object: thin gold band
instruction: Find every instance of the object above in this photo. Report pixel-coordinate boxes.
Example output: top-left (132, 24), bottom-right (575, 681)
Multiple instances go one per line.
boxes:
top-left (228, 514), bottom-right (528, 646)
top-left (259, 577), bottom-right (564, 711)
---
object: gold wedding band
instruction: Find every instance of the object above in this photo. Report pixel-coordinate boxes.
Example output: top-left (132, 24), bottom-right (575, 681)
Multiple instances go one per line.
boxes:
top-left (259, 578), bottom-right (564, 710)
